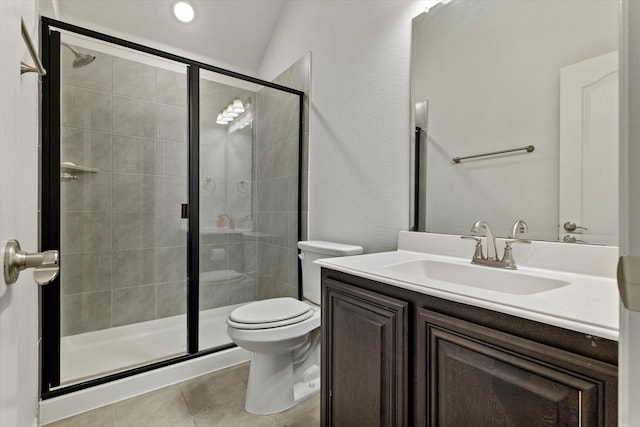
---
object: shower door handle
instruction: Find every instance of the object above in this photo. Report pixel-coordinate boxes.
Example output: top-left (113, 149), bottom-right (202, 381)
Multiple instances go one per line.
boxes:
top-left (4, 239), bottom-right (59, 286)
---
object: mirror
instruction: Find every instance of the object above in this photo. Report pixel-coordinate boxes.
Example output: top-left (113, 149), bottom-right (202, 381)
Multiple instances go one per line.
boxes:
top-left (411, 0), bottom-right (619, 245)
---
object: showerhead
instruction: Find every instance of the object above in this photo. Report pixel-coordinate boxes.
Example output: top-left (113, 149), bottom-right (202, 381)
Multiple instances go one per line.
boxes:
top-left (61, 42), bottom-right (96, 69)
top-left (72, 53), bottom-right (96, 68)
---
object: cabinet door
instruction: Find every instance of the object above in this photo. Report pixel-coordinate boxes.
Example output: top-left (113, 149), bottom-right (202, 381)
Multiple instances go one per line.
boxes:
top-left (416, 308), bottom-right (617, 426)
top-left (322, 279), bottom-right (408, 427)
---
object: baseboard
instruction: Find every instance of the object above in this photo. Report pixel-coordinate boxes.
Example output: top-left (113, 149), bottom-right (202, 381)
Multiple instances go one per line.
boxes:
top-left (39, 347), bottom-right (251, 425)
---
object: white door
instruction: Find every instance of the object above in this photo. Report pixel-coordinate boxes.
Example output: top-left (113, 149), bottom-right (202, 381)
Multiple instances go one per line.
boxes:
top-left (0, 1), bottom-right (42, 426)
top-left (559, 51), bottom-right (618, 246)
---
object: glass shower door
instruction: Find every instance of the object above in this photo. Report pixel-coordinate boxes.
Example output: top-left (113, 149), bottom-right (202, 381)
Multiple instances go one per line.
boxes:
top-left (57, 32), bottom-right (189, 385)
top-left (197, 70), bottom-right (301, 351)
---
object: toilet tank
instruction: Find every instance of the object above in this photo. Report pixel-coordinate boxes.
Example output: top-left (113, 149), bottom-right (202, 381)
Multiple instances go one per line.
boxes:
top-left (297, 241), bottom-right (364, 305)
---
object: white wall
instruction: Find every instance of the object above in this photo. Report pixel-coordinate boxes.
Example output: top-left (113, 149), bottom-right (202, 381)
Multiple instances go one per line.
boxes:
top-left (258, 1), bottom-right (425, 253)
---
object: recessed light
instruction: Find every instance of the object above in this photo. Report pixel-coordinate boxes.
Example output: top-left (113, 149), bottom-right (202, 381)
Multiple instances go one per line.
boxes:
top-left (173, 1), bottom-right (195, 23)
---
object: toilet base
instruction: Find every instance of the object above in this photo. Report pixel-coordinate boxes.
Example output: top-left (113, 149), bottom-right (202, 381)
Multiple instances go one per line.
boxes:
top-left (244, 351), bottom-right (320, 415)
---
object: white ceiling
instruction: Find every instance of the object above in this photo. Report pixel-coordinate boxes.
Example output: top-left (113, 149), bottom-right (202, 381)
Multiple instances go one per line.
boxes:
top-left (56, 0), bottom-right (287, 74)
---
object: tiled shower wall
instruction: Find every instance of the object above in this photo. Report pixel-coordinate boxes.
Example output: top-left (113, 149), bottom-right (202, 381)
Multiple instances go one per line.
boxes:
top-left (59, 43), bottom-right (306, 335)
top-left (255, 54), bottom-right (310, 299)
top-left (60, 46), bottom-right (191, 335)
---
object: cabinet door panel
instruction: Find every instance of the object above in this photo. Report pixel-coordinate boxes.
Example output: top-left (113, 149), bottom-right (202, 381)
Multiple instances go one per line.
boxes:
top-left (417, 308), bottom-right (614, 427)
top-left (323, 279), bottom-right (408, 427)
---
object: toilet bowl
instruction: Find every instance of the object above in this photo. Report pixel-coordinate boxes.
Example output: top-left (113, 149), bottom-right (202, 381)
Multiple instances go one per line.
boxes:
top-left (226, 240), bottom-right (363, 415)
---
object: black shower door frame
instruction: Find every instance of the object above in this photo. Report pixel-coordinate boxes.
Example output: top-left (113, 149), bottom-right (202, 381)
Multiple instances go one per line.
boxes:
top-left (40, 16), bottom-right (304, 399)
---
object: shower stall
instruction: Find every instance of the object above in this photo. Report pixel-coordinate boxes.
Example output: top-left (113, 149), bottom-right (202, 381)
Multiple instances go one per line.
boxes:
top-left (40, 18), bottom-right (303, 397)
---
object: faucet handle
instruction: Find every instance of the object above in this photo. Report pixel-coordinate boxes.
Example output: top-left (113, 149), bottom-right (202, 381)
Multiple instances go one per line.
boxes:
top-left (509, 220), bottom-right (529, 239)
top-left (461, 236), bottom-right (484, 260)
top-left (501, 238), bottom-right (530, 269)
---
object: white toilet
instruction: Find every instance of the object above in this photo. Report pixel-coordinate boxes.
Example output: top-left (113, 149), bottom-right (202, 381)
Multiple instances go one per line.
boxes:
top-left (226, 240), bottom-right (363, 415)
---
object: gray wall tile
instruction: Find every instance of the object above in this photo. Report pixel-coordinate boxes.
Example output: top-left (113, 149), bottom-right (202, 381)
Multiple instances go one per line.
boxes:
top-left (157, 281), bottom-right (187, 318)
top-left (253, 56), bottom-right (309, 301)
top-left (112, 212), bottom-right (156, 250)
top-left (113, 95), bottom-right (156, 138)
top-left (113, 174), bottom-right (156, 212)
top-left (199, 281), bottom-right (230, 310)
top-left (285, 175), bottom-right (299, 212)
top-left (257, 277), bottom-right (296, 300)
top-left (157, 211), bottom-right (187, 248)
top-left (160, 140), bottom-right (187, 176)
top-left (61, 171), bottom-right (112, 212)
top-left (157, 104), bottom-right (187, 142)
top-left (62, 211), bottom-right (112, 253)
top-left (157, 69), bottom-right (186, 107)
top-left (287, 212), bottom-right (299, 249)
top-left (61, 86), bottom-right (112, 132)
top-left (113, 57), bottom-right (156, 101)
top-left (229, 277), bottom-right (257, 305)
top-left (63, 291), bottom-right (111, 335)
top-left (156, 247), bottom-right (187, 284)
top-left (161, 176), bottom-right (187, 211)
top-left (112, 249), bottom-right (156, 288)
top-left (112, 285), bottom-right (156, 327)
top-left (61, 252), bottom-right (112, 295)
top-left (113, 134), bottom-right (156, 174)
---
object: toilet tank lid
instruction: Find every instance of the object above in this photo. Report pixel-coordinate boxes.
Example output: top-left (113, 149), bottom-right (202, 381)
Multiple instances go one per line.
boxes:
top-left (297, 240), bottom-right (363, 256)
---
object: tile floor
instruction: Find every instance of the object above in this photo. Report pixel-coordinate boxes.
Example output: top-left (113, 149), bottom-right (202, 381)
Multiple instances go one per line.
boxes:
top-left (44, 363), bottom-right (320, 427)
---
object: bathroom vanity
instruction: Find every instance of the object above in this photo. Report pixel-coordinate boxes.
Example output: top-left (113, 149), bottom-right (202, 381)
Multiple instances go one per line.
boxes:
top-left (318, 232), bottom-right (619, 426)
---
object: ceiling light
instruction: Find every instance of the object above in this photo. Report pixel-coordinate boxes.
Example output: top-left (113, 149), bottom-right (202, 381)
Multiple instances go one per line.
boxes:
top-left (216, 113), bottom-right (227, 125)
top-left (173, 2), bottom-right (195, 23)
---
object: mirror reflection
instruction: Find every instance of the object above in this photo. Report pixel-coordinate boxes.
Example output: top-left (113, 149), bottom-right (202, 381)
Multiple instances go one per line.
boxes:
top-left (411, 0), bottom-right (619, 245)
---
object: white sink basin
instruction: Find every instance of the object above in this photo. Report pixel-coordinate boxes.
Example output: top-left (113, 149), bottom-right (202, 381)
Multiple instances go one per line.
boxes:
top-left (382, 259), bottom-right (570, 295)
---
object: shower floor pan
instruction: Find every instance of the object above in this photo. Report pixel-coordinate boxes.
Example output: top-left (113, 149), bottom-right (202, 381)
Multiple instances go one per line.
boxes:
top-left (59, 304), bottom-right (244, 386)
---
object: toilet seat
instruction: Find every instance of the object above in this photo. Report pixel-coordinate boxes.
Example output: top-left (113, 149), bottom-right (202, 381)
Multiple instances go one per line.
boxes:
top-left (228, 297), bottom-right (313, 330)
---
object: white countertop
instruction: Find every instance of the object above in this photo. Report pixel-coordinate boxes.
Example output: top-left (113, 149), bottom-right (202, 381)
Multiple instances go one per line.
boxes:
top-left (316, 248), bottom-right (619, 341)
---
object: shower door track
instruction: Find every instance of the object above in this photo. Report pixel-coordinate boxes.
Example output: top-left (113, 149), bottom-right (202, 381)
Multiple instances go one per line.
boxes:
top-left (40, 16), bottom-right (305, 399)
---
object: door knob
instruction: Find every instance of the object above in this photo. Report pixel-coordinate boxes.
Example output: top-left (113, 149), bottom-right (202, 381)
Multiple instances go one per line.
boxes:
top-left (563, 221), bottom-right (588, 232)
top-left (4, 239), bottom-right (59, 285)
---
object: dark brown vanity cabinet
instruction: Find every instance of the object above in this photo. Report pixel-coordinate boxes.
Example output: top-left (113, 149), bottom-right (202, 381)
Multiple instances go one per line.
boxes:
top-left (321, 269), bottom-right (618, 427)
top-left (322, 278), bottom-right (408, 427)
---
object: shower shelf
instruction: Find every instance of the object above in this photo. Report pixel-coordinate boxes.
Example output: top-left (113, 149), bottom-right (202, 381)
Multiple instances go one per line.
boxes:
top-left (61, 163), bottom-right (99, 173)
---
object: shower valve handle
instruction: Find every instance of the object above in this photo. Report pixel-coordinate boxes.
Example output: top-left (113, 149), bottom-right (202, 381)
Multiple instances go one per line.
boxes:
top-left (4, 239), bottom-right (59, 286)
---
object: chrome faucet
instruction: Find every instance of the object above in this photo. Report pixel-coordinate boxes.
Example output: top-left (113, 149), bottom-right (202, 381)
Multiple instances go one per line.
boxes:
top-left (471, 220), bottom-right (498, 260)
top-left (462, 220), bottom-right (530, 270)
